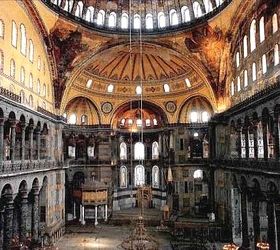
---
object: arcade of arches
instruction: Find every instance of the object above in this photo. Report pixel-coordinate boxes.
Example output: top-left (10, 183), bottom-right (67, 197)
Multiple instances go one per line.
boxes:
top-left (0, 0), bottom-right (280, 249)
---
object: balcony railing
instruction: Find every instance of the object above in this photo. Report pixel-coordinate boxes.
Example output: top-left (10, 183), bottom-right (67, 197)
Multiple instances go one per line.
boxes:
top-left (213, 158), bottom-right (280, 172)
top-left (0, 159), bottom-right (63, 174)
top-left (0, 86), bottom-right (21, 103)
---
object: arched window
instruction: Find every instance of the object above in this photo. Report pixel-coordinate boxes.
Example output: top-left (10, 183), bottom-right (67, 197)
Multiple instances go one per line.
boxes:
top-left (135, 165), bottom-right (145, 186)
top-left (85, 7), bottom-right (94, 22)
top-left (236, 52), bottom-right (240, 67)
top-left (10, 59), bottom-right (15, 78)
top-left (243, 35), bottom-right (248, 58)
top-left (170, 9), bottom-right (178, 26)
top-left (262, 54), bottom-right (267, 74)
top-left (158, 12), bottom-right (166, 28)
top-left (20, 24), bottom-right (26, 55)
top-left (63, 0), bottom-right (73, 12)
top-left (20, 90), bottom-right (25, 104)
top-left (81, 114), bottom-right (88, 125)
top-left (37, 56), bottom-right (41, 71)
top-left (152, 141), bottom-right (159, 160)
top-left (29, 95), bottom-right (33, 108)
top-left (152, 166), bottom-right (160, 188)
top-left (52, 0), bottom-right (62, 5)
top-left (146, 119), bottom-right (151, 127)
top-left (42, 83), bottom-right (46, 96)
top-left (203, 0), bottom-right (213, 13)
top-left (153, 118), bottom-right (158, 126)
top-left (120, 118), bottom-right (125, 126)
top-left (135, 85), bottom-right (142, 95)
top-left (244, 70), bottom-right (248, 88)
top-left (12, 21), bottom-right (17, 47)
top-left (97, 10), bottom-right (105, 26)
top-left (20, 66), bottom-right (25, 84)
top-left (120, 166), bottom-right (127, 188)
top-left (136, 119), bottom-right (142, 127)
top-left (237, 76), bottom-right (241, 91)
top-left (0, 19), bottom-right (4, 38)
top-left (37, 79), bottom-right (41, 94)
top-left (202, 111), bottom-right (209, 122)
top-left (86, 79), bottom-right (93, 88)
top-left (193, 2), bottom-right (203, 18)
top-left (181, 6), bottom-right (190, 23)
top-left (42, 102), bottom-right (46, 109)
top-left (108, 12), bottom-right (117, 28)
top-left (146, 14), bottom-right (153, 30)
top-left (163, 83), bottom-right (170, 92)
top-left (273, 14), bottom-right (278, 33)
top-left (121, 13), bottom-right (129, 29)
top-left (0, 50), bottom-right (3, 72)
top-left (190, 111), bottom-right (198, 123)
top-left (185, 78), bottom-right (191, 88)
top-left (259, 16), bottom-right (265, 43)
top-left (215, 0), bottom-right (224, 7)
top-left (134, 14), bottom-right (141, 29)
top-left (231, 81), bottom-right (234, 96)
top-left (107, 84), bottom-right (114, 93)
top-left (120, 142), bottom-right (127, 160)
top-left (29, 40), bottom-right (34, 62)
top-left (193, 169), bottom-right (203, 179)
top-left (68, 113), bottom-right (77, 124)
top-left (134, 142), bottom-right (144, 160)
top-left (252, 63), bottom-right (257, 82)
top-left (29, 73), bottom-right (33, 89)
top-left (75, 1), bottom-right (83, 18)
top-left (275, 44), bottom-right (279, 66)
top-left (250, 20), bottom-right (256, 52)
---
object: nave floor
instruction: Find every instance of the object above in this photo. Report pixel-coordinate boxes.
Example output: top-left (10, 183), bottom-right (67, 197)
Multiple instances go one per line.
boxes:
top-left (55, 224), bottom-right (172, 249)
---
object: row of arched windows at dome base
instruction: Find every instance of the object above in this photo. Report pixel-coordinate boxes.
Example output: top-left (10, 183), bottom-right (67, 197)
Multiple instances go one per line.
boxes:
top-left (119, 165), bottom-right (160, 189)
top-left (50, 0), bottom-right (225, 30)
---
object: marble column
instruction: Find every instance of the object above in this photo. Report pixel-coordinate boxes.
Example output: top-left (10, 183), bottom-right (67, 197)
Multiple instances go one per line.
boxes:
top-left (252, 197), bottom-right (260, 248)
top-left (273, 118), bottom-right (279, 160)
top-left (253, 126), bottom-right (258, 159)
top-left (32, 190), bottom-right (39, 241)
top-left (263, 123), bottom-right (268, 160)
top-left (95, 205), bottom-right (98, 226)
top-left (29, 127), bottom-right (34, 161)
top-left (10, 122), bottom-right (16, 163)
top-left (267, 199), bottom-right (277, 250)
top-left (241, 190), bottom-right (249, 248)
top-left (73, 202), bottom-right (76, 220)
top-left (21, 123), bottom-right (26, 163)
top-left (105, 204), bottom-right (108, 222)
top-left (0, 120), bottom-right (4, 165)
top-left (80, 204), bottom-right (85, 225)
top-left (36, 129), bottom-right (41, 160)
top-left (3, 198), bottom-right (13, 249)
top-left (20, 191), bottom-right (28, 242)
top-left (0, 209), bottom-right (4, 249)
top-left (245, 128), bottom-right (249, 158)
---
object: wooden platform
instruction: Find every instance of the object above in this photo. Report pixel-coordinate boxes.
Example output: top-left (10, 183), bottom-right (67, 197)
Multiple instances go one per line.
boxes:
top-left (110, 208), bottom-right (162, 226)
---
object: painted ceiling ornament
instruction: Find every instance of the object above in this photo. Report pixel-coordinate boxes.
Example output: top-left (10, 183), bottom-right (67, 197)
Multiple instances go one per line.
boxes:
top-left (50, 28), bottom-right (88, 108)
top-left (185, 25), bottom-right (231, 98)
top-left (165, 101), bottom-right (177, 113)
top-left (101, 102), bottom-right (113, 114)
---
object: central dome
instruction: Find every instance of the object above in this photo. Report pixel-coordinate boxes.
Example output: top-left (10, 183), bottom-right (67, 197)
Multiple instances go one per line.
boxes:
top-left (85, 43), bottom-right (193, 83)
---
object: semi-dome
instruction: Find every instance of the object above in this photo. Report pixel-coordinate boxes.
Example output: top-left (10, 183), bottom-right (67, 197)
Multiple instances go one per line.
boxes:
top-left (43, 0), bottom-right (232, 34)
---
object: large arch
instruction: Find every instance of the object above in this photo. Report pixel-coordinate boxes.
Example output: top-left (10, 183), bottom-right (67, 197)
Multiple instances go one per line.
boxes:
top-left (64, 96), bottom-right (101, 125)
top-left (110, 100), bottom-right (169, 129)
top-left (178, 95), bottom-right (214, 123)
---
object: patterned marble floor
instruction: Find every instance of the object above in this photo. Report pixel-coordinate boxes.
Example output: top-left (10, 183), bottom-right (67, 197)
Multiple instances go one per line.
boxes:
top-left (55, 224), bottom-right (172, 250)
